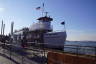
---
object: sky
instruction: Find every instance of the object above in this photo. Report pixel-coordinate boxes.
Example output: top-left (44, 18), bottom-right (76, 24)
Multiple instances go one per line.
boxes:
top-left (0, 0), bottom-right (96, 41)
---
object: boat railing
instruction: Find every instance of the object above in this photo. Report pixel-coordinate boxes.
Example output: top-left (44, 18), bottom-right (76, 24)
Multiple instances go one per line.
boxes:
top-left (52, 30), bottom-right (66, 32)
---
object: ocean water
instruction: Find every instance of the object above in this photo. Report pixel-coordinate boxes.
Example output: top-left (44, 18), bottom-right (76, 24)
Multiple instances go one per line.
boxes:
top-left (64, 41), bottom-right (96, 55)
top-left (65, 41), bottom-right (96, 46)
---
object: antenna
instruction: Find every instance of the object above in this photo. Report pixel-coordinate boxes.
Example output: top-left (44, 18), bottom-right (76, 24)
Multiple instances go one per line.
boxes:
top-left (45, 12), bottom-right (48, 16)
top-left (42, 3), bottom-right (49, 17)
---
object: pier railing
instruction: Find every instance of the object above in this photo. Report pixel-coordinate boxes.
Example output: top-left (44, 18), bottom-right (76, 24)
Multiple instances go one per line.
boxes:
top-left (64, 45), bottom-right (96, 56)
top-left (0, 42), bottom-right (96, 64)
top-left (0, 42), bottom-right (96, 57)
top-left (47, 45), bottom-right (96, 64)
top-left (46, 44), bottom-right (96, 59)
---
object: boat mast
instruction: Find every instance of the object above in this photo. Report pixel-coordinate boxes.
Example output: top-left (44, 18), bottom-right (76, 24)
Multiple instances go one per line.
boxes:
top-left (1, 20), bottom-right (3, 35)
top-left (1, 20), bottom-right (5, 35)
top-left (42, 3), bottom-right (45, 17)
top-left (2, 24), bottom-right (5, 35)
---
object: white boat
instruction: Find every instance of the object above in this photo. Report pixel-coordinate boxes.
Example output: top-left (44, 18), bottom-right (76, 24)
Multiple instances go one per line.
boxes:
top-left (12, 7), bottom-right (67, 50)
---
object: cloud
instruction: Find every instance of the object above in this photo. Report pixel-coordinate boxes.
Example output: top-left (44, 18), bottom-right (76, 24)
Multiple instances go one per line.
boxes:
top-left (0, 8), bottom-right (5, 12)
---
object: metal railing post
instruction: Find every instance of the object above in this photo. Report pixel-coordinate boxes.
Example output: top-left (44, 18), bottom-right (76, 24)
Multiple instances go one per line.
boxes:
top-left (76, 45), bottom-right (79, 56)
top-left (95, 47), bottom-right (96, 61)
top-left (21, 56), bottom-right (24, 64)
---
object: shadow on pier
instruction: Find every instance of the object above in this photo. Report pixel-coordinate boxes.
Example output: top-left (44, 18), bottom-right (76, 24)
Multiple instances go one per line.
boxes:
top-left (0, 53), bottom-right (20, 64)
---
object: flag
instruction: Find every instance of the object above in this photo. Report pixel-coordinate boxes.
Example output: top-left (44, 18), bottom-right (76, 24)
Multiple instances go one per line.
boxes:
top-left (61, 21), bottom-right (65, 25)
top-left (36, 7), bottom-right (41, 10)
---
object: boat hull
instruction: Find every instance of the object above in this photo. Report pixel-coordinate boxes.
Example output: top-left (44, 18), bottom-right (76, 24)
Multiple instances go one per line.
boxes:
top-left (44, 32), bottom-right (67, 50)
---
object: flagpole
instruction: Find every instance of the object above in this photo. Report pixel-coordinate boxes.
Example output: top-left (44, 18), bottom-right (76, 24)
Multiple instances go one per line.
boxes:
top-left (61, 21), bottom-right (66, 32)
top-left (64, 23), bottom-right (66, 32)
